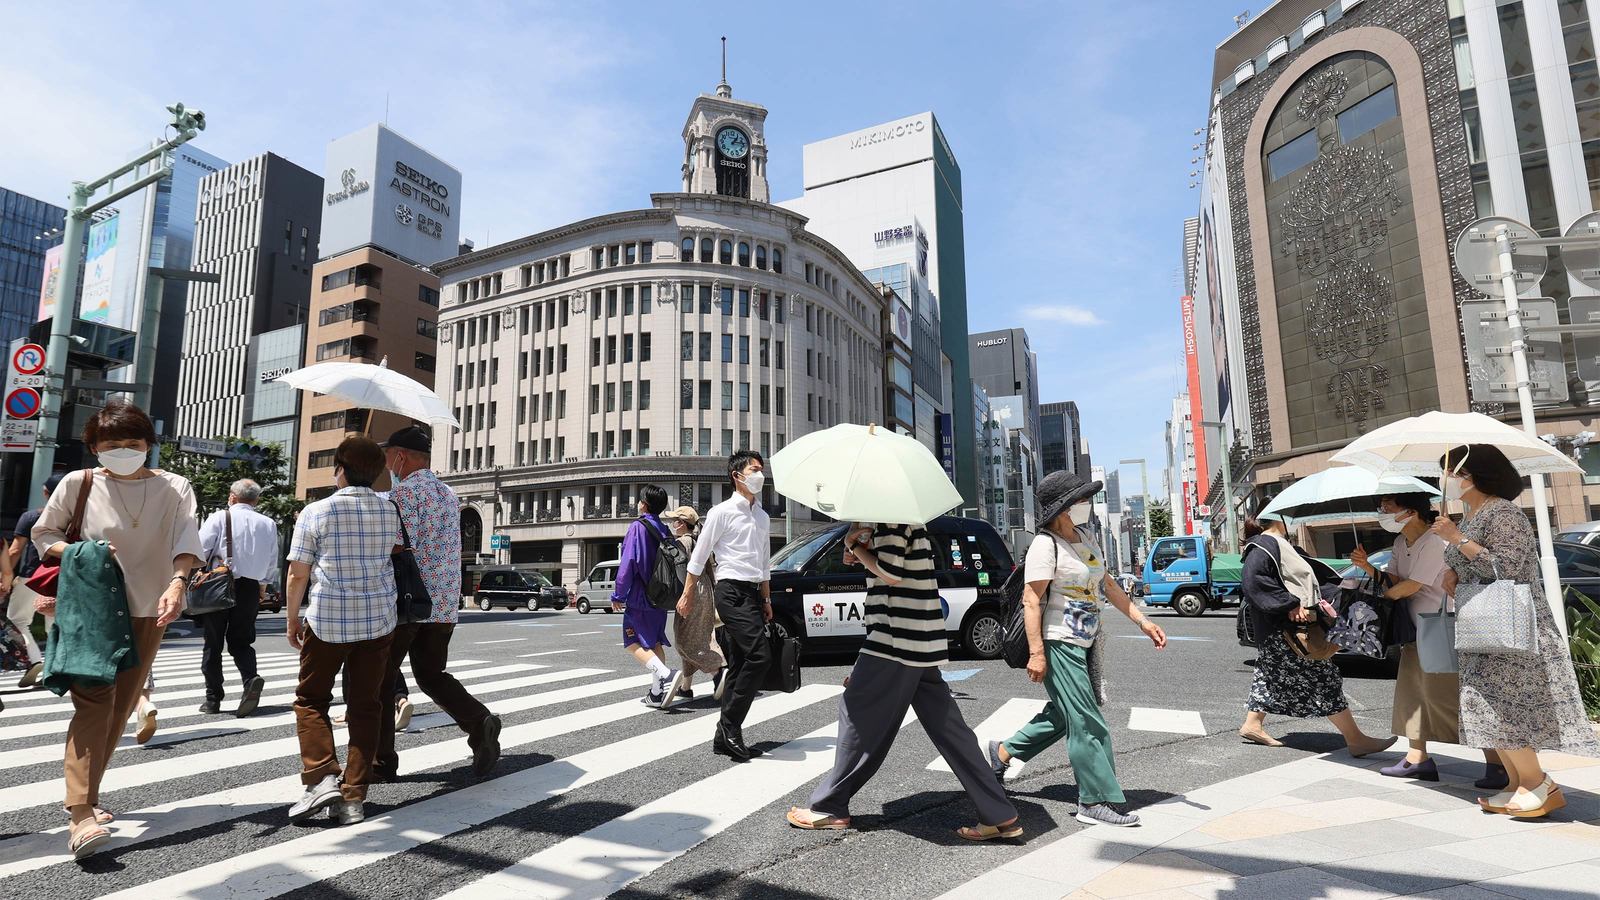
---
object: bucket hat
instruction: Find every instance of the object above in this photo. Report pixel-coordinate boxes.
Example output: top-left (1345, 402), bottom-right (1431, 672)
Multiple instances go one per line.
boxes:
top-left (1035, 470), bottom-right (1102, 529)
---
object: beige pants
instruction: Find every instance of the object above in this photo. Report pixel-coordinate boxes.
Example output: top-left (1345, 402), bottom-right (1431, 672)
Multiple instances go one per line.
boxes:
top-left (1393, 643), bottom-right (1461, 745)
top-left (64, 616), bottom-right (163, 807)
top-left (6, 581), bottom-right (53, 664)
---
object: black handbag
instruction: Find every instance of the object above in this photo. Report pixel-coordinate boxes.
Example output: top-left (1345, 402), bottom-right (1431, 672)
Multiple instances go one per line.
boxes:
top-left (1000, 536), bottom-right (1056, 669)
top-left (761, 621), bottom-right (802, 693)
top-left (391, 501), bottom-right (433, 624)
top-left (186, 507), bottom-right (237, 616)
top-left (1326, 578), bottom-right (1396, 659)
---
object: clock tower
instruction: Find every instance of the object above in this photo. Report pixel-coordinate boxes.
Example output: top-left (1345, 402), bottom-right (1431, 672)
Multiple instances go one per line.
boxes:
top-left (682, 51), bottom-right (769, 202)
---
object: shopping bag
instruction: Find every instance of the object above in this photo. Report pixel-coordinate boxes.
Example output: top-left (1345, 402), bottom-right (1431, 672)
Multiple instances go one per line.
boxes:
top-left (1415, 609), bottom-right (1458, 674)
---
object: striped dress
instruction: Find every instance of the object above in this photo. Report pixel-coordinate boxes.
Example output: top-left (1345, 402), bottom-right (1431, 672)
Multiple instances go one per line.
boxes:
top-left (860, 524), bottom-right (947, 667)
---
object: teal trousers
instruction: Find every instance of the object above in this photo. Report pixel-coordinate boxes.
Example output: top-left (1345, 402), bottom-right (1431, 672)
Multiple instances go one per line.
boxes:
top-left (1002, 640), bottom-right (1125, 805)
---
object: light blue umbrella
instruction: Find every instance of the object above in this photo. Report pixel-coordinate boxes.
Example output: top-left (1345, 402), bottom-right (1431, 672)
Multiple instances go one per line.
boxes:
top-left (1259, 468), bottom-right (1439, 525)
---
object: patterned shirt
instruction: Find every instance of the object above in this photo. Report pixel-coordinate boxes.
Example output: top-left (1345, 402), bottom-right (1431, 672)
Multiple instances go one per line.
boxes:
top-left (1026, 531), bottom-right (1105, 647)
top-left (389, 468), bottom-right (462, 623)
top-left (287, 486), bottom-right (399, 643)
top-left (860, 524), bottom-right (947, 667)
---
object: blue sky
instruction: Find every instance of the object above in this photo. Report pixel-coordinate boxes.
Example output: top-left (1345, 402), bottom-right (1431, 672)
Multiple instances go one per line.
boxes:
top-left (4, 1), bottom-right (1242, 503)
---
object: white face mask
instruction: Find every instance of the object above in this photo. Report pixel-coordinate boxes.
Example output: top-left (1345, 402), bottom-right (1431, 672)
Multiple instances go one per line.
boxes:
top-left (1068, 502), bottom-right (1093, 526)
top-left (98, 447), bottom-right (146, 477)
top-left (739, 470), bottom-right (766, 494)
top-left (1377, 512), bottom-right (1409, 534)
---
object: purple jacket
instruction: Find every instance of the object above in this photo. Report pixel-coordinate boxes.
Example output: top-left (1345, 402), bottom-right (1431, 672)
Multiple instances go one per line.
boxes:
top-left (613, 514), bottom-right (666, 609)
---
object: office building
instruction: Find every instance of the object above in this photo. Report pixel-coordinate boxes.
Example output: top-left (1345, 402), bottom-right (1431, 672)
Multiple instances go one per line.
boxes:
top-left (435, 77), bottom-right (885, 586)
top-left (246, 324), bottom-right (306, 469)
top-left (969, 328), bottom-right (1040, 464)
top-left (295, 124), bottom-right (460, 499)
top-left (0, 187), bottom-right (66, 348)
top-left (1039, 400), bottom-right (1083, 477)
top-left (177, 152), bottom-right (322, 445)
top-left (1165, 392), bottom-right (1196, 534)
top-left (781, 112), bottom-right (978, 509)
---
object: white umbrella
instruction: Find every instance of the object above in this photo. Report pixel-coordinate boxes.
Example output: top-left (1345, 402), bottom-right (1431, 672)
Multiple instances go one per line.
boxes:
top-left (277, 359), bottom-right (459, 429)
top-left (1260, 468), bottom-right (1439, 524)
top-left (770, 423), bottom-right (962, 525)
top-left (1329, 411), bottom-right (1580, 476)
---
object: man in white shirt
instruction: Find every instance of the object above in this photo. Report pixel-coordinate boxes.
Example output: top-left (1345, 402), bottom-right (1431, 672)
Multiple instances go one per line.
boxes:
top-left (680, 450), bottom-right (772, 762)
top-left (196, 479), bottom-right (280, 717)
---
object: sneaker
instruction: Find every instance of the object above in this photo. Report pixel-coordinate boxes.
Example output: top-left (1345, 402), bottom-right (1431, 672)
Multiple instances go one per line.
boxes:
top-left (235, 676), bottom-right (265, 718)
top-left (660, 671), bottom-right (685, 709)
top-left (197, 699), bottom-right (221, 715)
top-left (134, 703), bottom-right (158, 745)
top-left (642, 689), bottom-right (665, 706)
top-left (332, 711), bottom-right (348, 726)
top-left (1075, 803), bottom-right (1140, 827)
top-left (19, 661), bottom-right (43, 688)
top-left (471, 714), bottom-right (502, 777)
top-left (985, 740), bottom-right (1008, 781)
top-left (331, 799), bottom-right (364, 826)
top-left (288, 774), bottom-right (342, 823)
top-left (394, 697), bottom-right (414, 731)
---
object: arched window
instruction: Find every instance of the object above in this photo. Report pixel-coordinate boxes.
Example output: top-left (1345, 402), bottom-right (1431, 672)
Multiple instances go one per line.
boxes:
top-left (720, 240), bottom-right (733, 264)
top-left (755, 245), bottom-right (768, 269)
top-left (738, 242), bottom-right (751, 266)
top-left (681, 236), bottom-right (695, 261)
top-left (771, 248), bottom-right (784, 274)
top-left (700, 238), bottom-right (714, 263)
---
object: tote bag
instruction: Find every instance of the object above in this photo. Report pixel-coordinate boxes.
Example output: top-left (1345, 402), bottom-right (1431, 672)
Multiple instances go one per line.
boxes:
top-left (1415, 608), bottom-right (1458, 674)
top-left (1454, 559), bottom-right (1538, 656)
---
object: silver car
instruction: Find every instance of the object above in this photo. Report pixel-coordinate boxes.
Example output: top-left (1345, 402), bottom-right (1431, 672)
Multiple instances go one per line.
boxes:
top-left (575, 559), bottom-right (620, 615)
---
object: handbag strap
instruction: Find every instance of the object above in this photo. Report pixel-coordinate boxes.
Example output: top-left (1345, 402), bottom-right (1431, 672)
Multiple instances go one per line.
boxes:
top-left (66, 469), bottom-right (93, 543)
top-left (223, 506), bottom-right (234, 564)
top-left (390, 500), bottom-right (413, 549)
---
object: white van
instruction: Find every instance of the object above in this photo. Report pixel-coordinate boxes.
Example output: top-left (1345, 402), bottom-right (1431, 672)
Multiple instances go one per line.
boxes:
top-left (576, 559), bottom-right (620, 614)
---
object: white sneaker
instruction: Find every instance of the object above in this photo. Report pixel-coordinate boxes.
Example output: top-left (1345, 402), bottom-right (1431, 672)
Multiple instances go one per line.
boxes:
top-left (662, 672), bottom-right (688, 709)
top-left (394, 697), bottom-right (413, 731)
top-left (288, 774), bottom-right (342, 823)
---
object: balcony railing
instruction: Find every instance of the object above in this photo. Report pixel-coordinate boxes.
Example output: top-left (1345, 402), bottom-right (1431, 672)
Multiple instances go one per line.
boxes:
top-left (537, 508), bottom-right (562, 523)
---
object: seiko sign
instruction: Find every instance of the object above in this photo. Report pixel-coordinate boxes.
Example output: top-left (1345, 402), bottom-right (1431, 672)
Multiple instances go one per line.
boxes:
top-left (976, 337), bottom-right (1009, 348)
top-left (325, 168), bottom-right (371, 206)
top-left (259, 367), bottom-right (292, 383)
top-left (391, 161), bottom-right (452, 216)
top-left (850, 117), bottom-right (927, 150)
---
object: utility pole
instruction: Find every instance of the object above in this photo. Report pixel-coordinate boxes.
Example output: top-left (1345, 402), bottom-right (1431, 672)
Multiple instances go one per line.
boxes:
top-left (1119, 458), bottom-right (1151, 566)
top-left (30, 103), bottom-right (206, 499)
top-left (1199, 420), bottom-right (1237, 553)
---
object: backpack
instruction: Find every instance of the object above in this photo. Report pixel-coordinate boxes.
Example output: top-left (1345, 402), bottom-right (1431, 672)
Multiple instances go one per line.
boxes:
top-left (639, 516), bottom-right (688, 611)
top-left (1000, 534), bottom-right (1055, 669)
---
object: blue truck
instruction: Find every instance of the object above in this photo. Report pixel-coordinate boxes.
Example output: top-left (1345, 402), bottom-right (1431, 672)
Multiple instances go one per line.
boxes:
top-left (1140, 535), bottom-right (1244, 618)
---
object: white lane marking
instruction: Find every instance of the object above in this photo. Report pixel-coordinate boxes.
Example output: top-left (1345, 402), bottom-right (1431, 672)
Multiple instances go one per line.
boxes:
top-left (519, 649), bottom-right (579, 657)
top-left (563, 631), bottom-right (602, 637)
top-left (928, 697), bottom-right (1039, 780)
top-left (96, 684), bottom-right (845, 899)
top-left (0, 673), bottom-right (659, 879)
top-left (445, 715), bottom-right (903, 899)
top-left (1127, 707), bottom-right (1207, 736)
top-left (475, 638), bottom-right (528, 645)
top-left (512, 622), bottom-right (555, 627)
top-left (0, 659), bottom-right (307, 708)
top-left (0, 667), bottom-right (593, 769)
top-left (407, 671), bottom-right (652, 731)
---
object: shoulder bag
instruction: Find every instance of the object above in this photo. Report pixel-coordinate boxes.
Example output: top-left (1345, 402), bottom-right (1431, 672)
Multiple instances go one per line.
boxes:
top-left (1415, 598), bottom-right (1459, 673)
top-left (1454, 557), bottom-right (1538, 656)
top-left (761, 620), bottom-right (802, 693)
top-left (391, 500), bottom-right (433, 624)
top-left (23, 469), bottom-right (94, 610)
top-left (185, 508), bottom-right (237, 616)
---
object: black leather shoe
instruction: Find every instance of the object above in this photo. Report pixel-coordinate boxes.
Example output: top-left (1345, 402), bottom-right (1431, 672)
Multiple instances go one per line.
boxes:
top-left (235, 676), bottom-right (265, 718)
top-left (197, 699), bottom-right (221, 715)
top-left (472, 714), bottom-right (502, 777)
top-left (713, 726), bottom-right (752, 762)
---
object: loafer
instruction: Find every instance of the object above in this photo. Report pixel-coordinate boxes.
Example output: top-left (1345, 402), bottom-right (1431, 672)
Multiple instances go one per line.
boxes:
top-left (472, 714), bottom-right (502, 777)
top-left (197, 699), bottom-right (221, 715)
top-left (713, 726), bottom-right (752, 762)
top-left (19, 661), bottom-right (43, 688)
top-left (1476, 763), bottom-right (1510, 791)
top-left (134, 705), bottom-right (158, 745)
top-left (235, 676), bottom-right (265, 718)
top-left (1380, 758), bottom-right (1439, 781)
top-left (288, 774), bottom-right (342, 823)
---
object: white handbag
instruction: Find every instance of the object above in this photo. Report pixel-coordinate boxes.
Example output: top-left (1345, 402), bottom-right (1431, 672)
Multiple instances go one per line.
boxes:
top-left (1454, 558), bottom-right (1539, 656)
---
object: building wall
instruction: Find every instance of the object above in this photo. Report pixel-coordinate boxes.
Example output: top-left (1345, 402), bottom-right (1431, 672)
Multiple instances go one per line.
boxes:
top-left (295, 246), bottom-right (440, 499)
top-left (0, 188), bottom-right (65, 349)
top-left (968, 328), bottom-right (1040, 458)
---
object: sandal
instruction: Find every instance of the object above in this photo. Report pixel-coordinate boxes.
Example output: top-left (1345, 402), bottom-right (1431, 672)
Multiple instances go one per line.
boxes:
top-left (786, 807), bottom-right (851, 830)
top-left (68, 819), bottom-right (111, 860)
top-left (64, 808), bottom-right (114, 825)
top-left (1505, 778), bottom-right (1566, 819)
top-left (958, 819), bottom-right (1024, 841)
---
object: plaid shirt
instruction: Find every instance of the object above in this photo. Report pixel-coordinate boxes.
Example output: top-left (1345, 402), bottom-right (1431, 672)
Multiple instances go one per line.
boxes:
top-left (389, 468), bottom-right (461, 623)
top-left (288, 486), bottom-right (399, 643)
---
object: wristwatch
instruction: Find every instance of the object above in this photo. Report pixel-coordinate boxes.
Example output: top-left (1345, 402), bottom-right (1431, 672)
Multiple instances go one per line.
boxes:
top-left (1455, 537), bottom-right (1472, 547)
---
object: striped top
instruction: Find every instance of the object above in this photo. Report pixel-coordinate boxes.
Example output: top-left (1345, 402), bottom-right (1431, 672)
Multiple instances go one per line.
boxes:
top-left (860, 524), bottom-right (947, 667)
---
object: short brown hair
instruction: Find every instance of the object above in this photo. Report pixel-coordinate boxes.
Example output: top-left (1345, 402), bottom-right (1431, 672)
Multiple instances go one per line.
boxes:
top-left (83, 400), bottom-right (157, 448)
top-left (334, 434), bottom-right (386, 487)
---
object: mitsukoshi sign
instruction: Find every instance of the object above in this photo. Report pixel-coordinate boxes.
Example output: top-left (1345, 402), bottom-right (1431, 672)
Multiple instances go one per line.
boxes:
top-left (320, 123), bottom-right (462, 267)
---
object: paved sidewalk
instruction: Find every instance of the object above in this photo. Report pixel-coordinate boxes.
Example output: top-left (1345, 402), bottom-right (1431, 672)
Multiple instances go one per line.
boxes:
top-left (938, 741), bottom-right (1600, 899)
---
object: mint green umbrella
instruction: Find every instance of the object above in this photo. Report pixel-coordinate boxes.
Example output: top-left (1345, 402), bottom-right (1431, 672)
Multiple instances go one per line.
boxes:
top-left (770, 423), bottom-right (962, 526)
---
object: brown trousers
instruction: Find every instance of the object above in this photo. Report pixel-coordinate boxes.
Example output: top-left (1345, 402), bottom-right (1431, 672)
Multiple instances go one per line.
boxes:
top-left (64, 616), bottom-right (163, 808)
top-left (294, 626), bottom-right (393, 802)
top-left (376, 622), bottom-right (490, 773)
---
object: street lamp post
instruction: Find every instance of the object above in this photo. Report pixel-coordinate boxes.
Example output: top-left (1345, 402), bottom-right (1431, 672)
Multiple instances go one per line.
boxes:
top-left (30, 103), bottom-right (206, 499)
top-left (1199, 420), bottom-right (1237, 553)
top-left (1118, 458), bottom-right (1150, 566)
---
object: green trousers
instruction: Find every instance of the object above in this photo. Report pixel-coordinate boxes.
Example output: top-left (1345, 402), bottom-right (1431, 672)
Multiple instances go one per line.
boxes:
top-left (1002, 640), bottom-right (1125, 805)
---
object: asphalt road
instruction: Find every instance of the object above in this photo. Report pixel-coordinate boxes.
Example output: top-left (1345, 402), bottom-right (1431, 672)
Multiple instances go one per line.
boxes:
top-left (0, 601), bottom-right (1406, 899)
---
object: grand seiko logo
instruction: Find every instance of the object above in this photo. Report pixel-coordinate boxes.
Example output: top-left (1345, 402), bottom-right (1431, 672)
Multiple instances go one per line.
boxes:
top-left (325, 168), bottom-right (371, 206)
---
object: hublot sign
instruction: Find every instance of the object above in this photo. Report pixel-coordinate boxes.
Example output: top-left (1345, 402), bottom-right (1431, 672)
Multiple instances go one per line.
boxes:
top-left (976, 337), bottom-right (1008, 348)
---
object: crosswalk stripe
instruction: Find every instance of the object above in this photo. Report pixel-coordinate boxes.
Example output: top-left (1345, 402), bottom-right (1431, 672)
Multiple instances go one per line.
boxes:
top-left (0, 660), bottom-right (309, 712)
top-left (475, 638), bottom-right (527, 644)
top-left (927, 697), bottom-right (1040, 780)
top-left (1127, 706), bottom-right (1207, 736)
top-left (404, 672), bottom-right (650, 731)
top-left (518, 649), bottom-right (578, 657)
top-left (445, 707), bottom-right (906, 899)
top-left (0, 667), bottom-right (603, 770)
top-left (563, 631), bottom-right (601, 636)
top-left (95, 683), bottom-right (844, 899)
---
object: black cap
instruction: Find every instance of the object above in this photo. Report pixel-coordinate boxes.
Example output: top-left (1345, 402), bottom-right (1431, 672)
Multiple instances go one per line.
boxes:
top-left (43, 472), bottom-right (65, 495)
top-left (381, 425), bottom-right (432, 454)
top-left (1035, 470), bottom-right (1102, 530)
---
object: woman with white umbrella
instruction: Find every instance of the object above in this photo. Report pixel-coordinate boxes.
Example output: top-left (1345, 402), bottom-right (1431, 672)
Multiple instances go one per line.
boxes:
top-left (1431, 445), bottom-right (1599, 818)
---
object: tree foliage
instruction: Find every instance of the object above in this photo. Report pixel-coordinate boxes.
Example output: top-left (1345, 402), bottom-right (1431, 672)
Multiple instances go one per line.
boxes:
top-left (1149, 500), bottom-right (1175, 540)
top-left (159, 437), bottom-right (304, 531)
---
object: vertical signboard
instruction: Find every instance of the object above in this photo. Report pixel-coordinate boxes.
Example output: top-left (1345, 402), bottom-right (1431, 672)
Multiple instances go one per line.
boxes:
top-left (81, 213), bottom-right (119, 324)
top-left (36, 245), bottom-right (63, 322)
top-left (936, 413), bottom-right (955, 482)
top-left (1181, 295), bottom-right (1208, 535)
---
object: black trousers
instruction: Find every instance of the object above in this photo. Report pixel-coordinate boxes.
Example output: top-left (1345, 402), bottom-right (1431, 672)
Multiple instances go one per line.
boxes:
top-left (714, 579), bottom-right (771, 736)
top-left (377, 622), bottom-right (491, 773)
top-left (198, 577), bottom-right (260, 703)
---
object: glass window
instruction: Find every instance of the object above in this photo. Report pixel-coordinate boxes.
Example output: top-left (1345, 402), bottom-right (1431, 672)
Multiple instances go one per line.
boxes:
top-left (1337, 84), bottom-right (1398, 143)
top-left (682, 237), bottom-right (695, 260)
top-left (739, 382), bottom-right (750, 411)
top-left (681, 428), bottom-right (694, 455)
top-left (1573, 61), bottom-right (1600, 140)
top-left (755, 246), bottom-right (768, 270)
top-left (1500, 1), bottom-right (1534, 79)
top-left (625, 244), bottom-right (637, 265)
top-left (699, 332), bottom-right (712, 360)
top-left (772, 248), bottom-right (783, 274)
top-left (739, 289), bottom-right (750, 317)
top-left (739, 336), bottom-right (750, 364)
top-left (722, 333), bottom-right (733, 362)
top-left (699, 429), bottom-right (712, 455)
top-left (1151, 538), bottom-right (1199, 571)
top-left (720, 287), bottom-right (733, 316)
top-left (682, 330), bottom-right (694, 360)
top-left (719, 240), bottom-right (733, 264)
top-left (1266, 129), bottom-right (1317, 181)
top-left (737, 242), bottom-right (750, 266)
top-left (700, 380), bottom-right (711, 408)
top-left (700, 238), bottom-right (714, 263)
top-left (722, 381), bottom-right (733, 410)
top-left (681, 378), bottom-right (694, 410)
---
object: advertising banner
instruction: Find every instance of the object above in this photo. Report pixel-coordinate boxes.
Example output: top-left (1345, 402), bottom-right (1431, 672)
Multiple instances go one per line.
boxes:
top-left (936, 413), bottom-right (956, 482)
top-left (37, 245), bottom-right (63, 322)
top-left (81, 214), bottom-right (119, 324)
top-left (1181, 295), bottom-right (1208, 534)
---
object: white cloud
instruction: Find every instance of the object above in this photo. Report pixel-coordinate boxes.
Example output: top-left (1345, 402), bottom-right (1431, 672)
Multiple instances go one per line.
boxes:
top-left (1023, 304), bottom-right (1107, 326)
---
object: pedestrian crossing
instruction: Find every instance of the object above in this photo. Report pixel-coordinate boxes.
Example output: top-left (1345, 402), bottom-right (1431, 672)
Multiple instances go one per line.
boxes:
top-left (0, 638), bottom-right (1216, 898)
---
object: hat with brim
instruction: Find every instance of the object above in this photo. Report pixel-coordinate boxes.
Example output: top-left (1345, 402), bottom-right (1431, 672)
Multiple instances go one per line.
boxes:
top-left (1035, 470), bottom-right (1102, 529)
top-left (660, 505), bottom-right (700, 527)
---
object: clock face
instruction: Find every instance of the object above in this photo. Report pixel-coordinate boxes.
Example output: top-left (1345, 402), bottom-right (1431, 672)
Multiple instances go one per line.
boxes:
top-left (717, 127), bottom-right (749, 159)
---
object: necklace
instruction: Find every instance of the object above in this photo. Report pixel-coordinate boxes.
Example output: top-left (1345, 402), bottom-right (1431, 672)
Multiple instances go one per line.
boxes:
top-left (109, 475), bottom-right (152, 528)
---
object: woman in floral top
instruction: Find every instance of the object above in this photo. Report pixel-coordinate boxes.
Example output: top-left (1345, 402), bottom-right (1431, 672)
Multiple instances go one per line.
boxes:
top-left (1432, 445), bottom-right (1599, 819)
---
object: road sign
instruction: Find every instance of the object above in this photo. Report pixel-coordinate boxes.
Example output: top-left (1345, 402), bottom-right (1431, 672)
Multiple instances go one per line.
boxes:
top-left (491, 534), bottom-right (510, 550)
top-left (1568, 295), bottom-right (1600, 386)
top-left (11, 344), bottom-right (44, 376)
top-left (1461, 298), bottom-right (1568, 403)
top-left (1, 418), bottom-right (37, 452)
top-left (1453, 216), bottom-right (1547, 298)
top-left (4, 387), bottom-right (41, 419)
top-left (178, 436), bottom-right (229, 457)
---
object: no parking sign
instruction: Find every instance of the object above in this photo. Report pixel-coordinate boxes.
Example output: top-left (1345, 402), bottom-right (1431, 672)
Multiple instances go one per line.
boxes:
top-left (2, 339), bottom-right (47, 452)
top-left (4, 387), bottom-right (40, 419)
